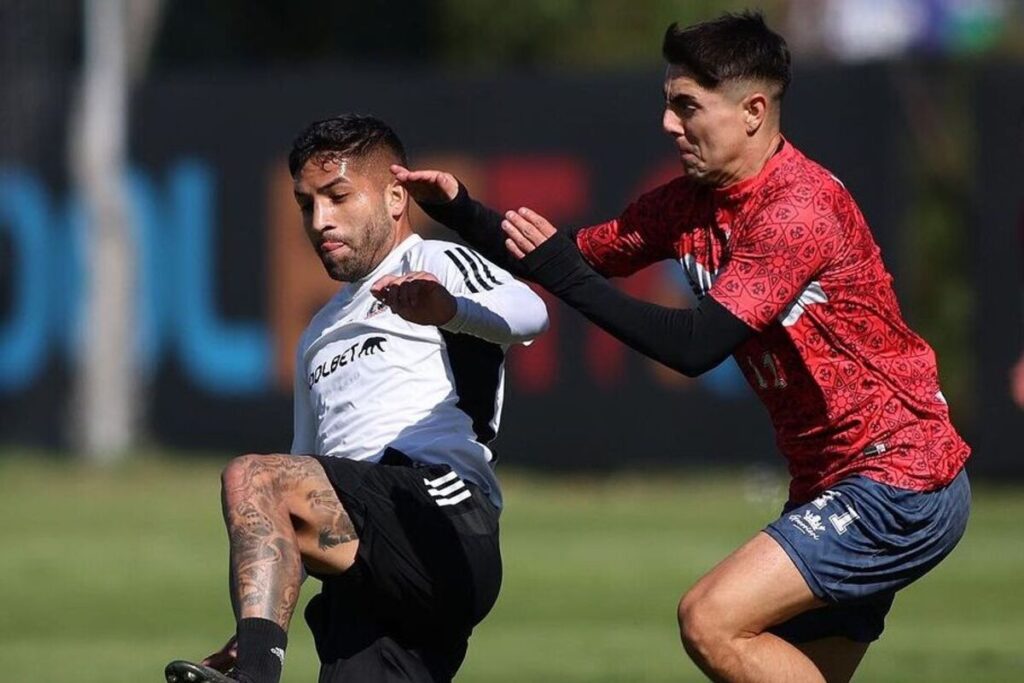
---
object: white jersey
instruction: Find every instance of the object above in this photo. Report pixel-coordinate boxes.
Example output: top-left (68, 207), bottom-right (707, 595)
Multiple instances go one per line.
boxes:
top-left (291, 234), bottom-right (548, 509)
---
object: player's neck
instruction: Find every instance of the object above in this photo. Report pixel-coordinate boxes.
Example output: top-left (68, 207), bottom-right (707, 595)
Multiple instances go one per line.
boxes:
top-left (388, 223), bottom-right (415, 254)
top-left (719, 131), bottom-right (783, 188)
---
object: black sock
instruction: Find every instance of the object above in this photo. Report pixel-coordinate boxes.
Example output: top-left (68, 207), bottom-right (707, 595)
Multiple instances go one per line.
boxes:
top-left (233, 618), bottom-right (288, 683)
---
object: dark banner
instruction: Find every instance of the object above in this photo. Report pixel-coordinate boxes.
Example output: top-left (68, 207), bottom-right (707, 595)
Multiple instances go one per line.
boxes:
top-left (2, 64), bottom-right (1017, 473)
top-left (971, 64), bottom-right (1024, 477)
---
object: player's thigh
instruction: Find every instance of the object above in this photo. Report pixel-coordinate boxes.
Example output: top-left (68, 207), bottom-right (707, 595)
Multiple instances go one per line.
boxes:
top-left (247, 455), bottom-right (360, 574)
top-left (795, 637), bottom-right (869, 683)
top-left (680, 531), bottom-right (825, 636)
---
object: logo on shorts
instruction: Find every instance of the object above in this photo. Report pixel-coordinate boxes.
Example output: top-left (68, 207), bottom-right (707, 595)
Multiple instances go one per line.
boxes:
top-left (828, 504), bottom-right (861, 535)
top-left (423, 470), bottom-right (472, 507)
top-left (789, 511), bottom-right (827, 540)
top-left (811, 490), bottom-right (841, 510)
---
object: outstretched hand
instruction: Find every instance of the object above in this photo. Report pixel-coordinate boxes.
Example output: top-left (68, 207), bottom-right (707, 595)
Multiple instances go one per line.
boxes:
top-left (502, 207), bottom-right (560, 259)
top-left (371, 271), bottom-right (458, 327)
top-left (390, 165), bottom-right (459, 204)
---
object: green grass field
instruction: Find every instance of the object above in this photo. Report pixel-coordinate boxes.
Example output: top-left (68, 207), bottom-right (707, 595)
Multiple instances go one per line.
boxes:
top-left (1, 455), bottom-right (1022, 682)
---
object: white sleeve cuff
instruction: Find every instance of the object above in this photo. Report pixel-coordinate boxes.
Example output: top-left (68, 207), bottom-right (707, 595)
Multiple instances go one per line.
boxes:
top-left (440, 288), bottom-right (548, 344)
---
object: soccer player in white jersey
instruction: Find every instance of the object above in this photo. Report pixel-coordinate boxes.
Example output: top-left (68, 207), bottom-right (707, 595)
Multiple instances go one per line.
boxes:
top-left (165, 114), bottom-right (548, 683)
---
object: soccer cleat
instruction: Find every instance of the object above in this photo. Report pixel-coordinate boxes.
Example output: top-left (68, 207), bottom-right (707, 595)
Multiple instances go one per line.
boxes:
top-left (164, 660), bottom-right (236, 683)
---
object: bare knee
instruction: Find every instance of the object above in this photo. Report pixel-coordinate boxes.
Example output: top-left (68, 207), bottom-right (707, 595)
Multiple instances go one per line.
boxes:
top-left (221, 454), bottom-right (333, 525)
top-left (221, 454), bottom-right (268, 500)
top-left (220, 453), bottom-right (311, 516)
top-left (678, 589), bottom-right (735, 667)
top-left (678, 590), bottom-right (711, 659)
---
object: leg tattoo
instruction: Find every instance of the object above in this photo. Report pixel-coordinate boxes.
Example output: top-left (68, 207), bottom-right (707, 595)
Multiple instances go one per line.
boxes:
top-left (306, 488), bottom-right (358, 550)
top-left (221, 456), bottom-right (325, 630)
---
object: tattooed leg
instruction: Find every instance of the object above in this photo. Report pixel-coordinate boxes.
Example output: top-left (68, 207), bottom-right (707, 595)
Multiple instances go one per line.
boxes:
top-left (304, 486), bottom-right (359, 568)
top-left (220, 454), bottom-right (359, 630)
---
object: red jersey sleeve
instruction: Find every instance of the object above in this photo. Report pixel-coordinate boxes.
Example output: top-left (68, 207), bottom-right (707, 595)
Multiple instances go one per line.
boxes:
top-left (575, 177), bottom-right (693, 277)
top-left (710, 195), bottom-right (842, 331)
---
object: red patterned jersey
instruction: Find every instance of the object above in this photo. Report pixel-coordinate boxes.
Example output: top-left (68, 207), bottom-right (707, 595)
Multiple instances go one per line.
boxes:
top-left (576, 139), bottom-right (970, 502)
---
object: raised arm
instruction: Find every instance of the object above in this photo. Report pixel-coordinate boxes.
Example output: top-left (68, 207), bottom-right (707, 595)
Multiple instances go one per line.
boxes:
top-left (502, 208), bottom-right (754, 377)
top-left (371, 248), bottom-right (548, 346)
top-left (393, 164), bottom-right (691, 281)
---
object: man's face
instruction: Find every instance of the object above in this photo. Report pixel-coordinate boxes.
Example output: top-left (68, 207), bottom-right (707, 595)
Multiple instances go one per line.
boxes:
top-left (662, 65), bottom-right (753, 185)
top-left (292, 155), bottom-right (397, 282)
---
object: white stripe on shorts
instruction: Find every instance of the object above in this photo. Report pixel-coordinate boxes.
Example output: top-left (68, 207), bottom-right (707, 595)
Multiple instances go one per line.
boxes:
top-left (428, 479), bottom-right (467, 498)
top-left (434, 489), bottom-right (472, 507)
top-left (422, 470), bottom-right (472, 507)
top-left (423, 470), bottom-right (459, 488)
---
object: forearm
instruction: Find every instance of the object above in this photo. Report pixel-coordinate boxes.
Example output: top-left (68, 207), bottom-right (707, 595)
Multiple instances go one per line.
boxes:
top-left (442, 285), bottom-right (549, 345)
top-left (522, 235), bottom-right (753, 376)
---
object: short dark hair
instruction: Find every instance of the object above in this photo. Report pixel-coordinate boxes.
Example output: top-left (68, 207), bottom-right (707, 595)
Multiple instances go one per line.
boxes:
top-left (662, 11), bottom-right (791, 99)
top-left (288, 114), bottom-right (408, 176)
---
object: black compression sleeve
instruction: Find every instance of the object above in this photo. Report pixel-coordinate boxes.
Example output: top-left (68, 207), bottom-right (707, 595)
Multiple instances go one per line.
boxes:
top-left (417, 183), bottom-right (528, 276)
top-left (520, 232), bottom-right (755, 376)
top-left (417, 184), bottom-right (751, 374)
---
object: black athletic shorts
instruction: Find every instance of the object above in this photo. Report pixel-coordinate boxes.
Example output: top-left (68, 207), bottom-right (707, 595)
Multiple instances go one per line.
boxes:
top-left (304, 449), bottom-right (502, 683)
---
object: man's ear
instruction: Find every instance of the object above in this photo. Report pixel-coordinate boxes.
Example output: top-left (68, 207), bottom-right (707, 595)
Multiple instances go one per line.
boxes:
top-left (743, 92), bottom-right (769, 135)
top-left (386, 180), bottom-right (408, 220)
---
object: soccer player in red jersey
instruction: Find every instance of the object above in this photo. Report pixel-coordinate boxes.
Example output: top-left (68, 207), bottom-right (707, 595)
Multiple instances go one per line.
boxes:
top-left (391, 11), bottom-right (971, 683)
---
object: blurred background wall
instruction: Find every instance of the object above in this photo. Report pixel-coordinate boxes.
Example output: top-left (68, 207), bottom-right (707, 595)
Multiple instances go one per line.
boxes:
top-left (1, 0), bottom-right (1021, 475)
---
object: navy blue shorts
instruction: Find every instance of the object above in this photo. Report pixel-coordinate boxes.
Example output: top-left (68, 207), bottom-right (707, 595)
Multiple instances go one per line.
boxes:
top-left (763, 468), bottom-right (970, 643)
